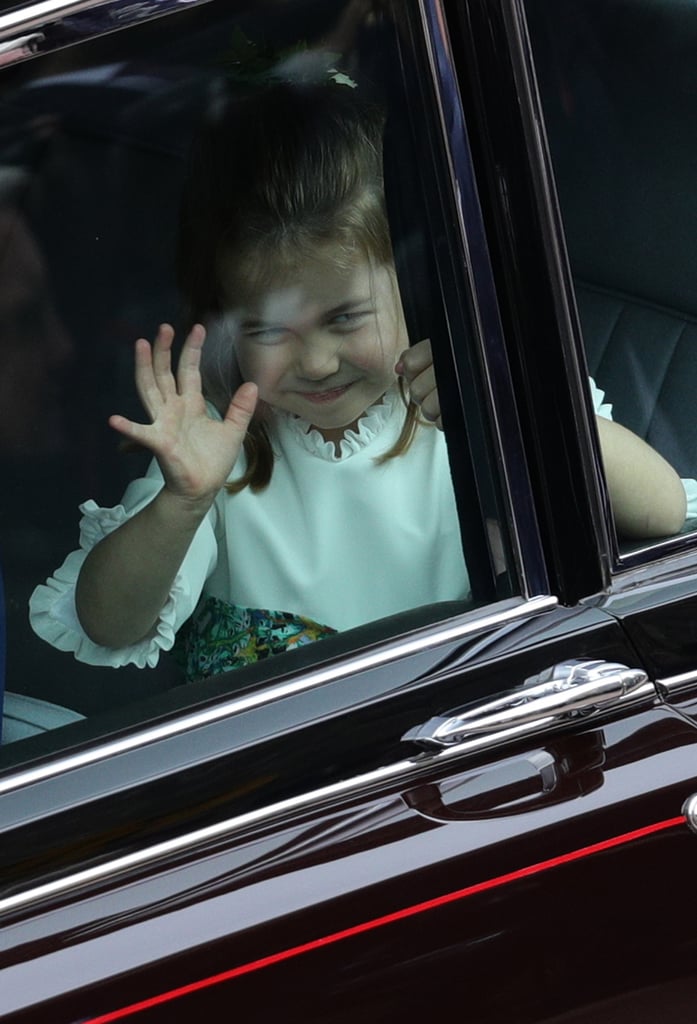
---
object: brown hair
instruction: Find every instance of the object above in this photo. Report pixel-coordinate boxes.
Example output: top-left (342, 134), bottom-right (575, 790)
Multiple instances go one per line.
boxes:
top-left (178, 79), bottom-right (421, 491)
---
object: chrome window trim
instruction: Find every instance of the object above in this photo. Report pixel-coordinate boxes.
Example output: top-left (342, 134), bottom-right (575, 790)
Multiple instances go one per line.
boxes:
top-left (657, 670), bottom-right (697, 699)
top-left (1, 648), bottom-right (598, 918)
top-left (0, 31), bottom-right (44, 61)
top-left (0, 1), bottom-right (111, 37)
top-left (614, 529), bottom-right (697, 573)
top-left (0, 595), bottom-right (557, 797)
top-left (0, 0), bottom-right (214, 48)
top-left (1, 0), bottom-right (128, 38)
top-left (600, 553), bottom-right (697, 605)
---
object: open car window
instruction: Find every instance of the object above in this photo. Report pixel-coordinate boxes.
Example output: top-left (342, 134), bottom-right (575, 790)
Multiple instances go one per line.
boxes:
top-left (524, 0), bottom-right (697, 561)
top-left (0, 0), bottom-right (537, 772)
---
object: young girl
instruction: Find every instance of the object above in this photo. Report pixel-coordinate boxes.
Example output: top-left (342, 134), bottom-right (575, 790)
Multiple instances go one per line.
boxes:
top-left (29, 75), bottom-right (687, 682)
top-left (29, 79), bottom-right (471, 681)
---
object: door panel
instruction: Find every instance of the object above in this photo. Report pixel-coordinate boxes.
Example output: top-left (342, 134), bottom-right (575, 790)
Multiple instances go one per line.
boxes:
top-left (2, 701), bottom-right (697, 1022)
top-left (0, 603), bottom-right (646, 896)
top-left (4, 598), bottom-right (697, 1022)
top-left (601, 574), bottom-right (697, 682)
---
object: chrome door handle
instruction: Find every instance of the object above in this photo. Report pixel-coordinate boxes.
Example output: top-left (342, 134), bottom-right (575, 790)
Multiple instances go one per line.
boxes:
top-left (403, 659), bottom-right (651, 750)
top-left (404, 749), bottom-right (560, 822)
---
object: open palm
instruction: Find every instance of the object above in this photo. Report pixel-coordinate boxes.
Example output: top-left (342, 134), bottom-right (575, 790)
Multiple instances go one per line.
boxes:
top-left (109, 324), bottom-right (257, 502)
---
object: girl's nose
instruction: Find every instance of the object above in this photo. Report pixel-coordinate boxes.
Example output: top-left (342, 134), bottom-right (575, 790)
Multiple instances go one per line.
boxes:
top-left (296, 334), bottom-right (341, 379)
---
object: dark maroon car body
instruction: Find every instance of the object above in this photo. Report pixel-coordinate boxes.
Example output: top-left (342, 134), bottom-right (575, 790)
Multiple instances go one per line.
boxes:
top-left (2, 1), bottom-right (697, 1022)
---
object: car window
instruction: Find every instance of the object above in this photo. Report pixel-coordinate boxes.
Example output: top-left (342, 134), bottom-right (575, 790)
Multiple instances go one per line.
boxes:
top-left (524, 0), bottom-right (697, 558)
top-left (0, 0), bottom-right (529, 768)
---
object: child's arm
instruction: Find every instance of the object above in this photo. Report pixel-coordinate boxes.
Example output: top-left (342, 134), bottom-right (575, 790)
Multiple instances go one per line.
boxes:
top-left (75, 324), bottom-right (257, 648)
top-left (397, 339), bottom-right (687, 540)
top-left (595, 416), bottom-right (686, 538)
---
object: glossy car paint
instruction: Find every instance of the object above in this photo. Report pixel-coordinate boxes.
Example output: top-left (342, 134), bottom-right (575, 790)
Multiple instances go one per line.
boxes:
top-left (3, 701), bottom-right (697, 1022)
top-left (2, 1), bottom-right (697, 1022)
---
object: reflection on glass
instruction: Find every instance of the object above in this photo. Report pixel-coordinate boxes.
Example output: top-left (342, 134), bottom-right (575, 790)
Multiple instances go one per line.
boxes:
top-left (29, 61), bottom-right (470, 683)
top-left (524, 0), bottom-right (697, 546)
top-left (0, 184), bottom-right (73, 456)
top-left (0, 0), bottom-right (495, 751)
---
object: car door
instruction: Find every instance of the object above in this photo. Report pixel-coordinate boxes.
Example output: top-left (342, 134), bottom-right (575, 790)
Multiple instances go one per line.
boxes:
top-left (2, 2), bottom-right (697, 1022)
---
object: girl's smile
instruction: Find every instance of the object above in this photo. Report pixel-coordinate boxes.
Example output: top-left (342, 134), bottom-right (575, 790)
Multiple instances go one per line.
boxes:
top-left (296, 383), bottom-right (354, 403)
top-left (228, 244), bottom-right (408, 442)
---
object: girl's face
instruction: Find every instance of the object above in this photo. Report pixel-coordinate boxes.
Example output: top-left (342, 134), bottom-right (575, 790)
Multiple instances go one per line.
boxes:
top-left (227, 244), bottom-right (408, 442)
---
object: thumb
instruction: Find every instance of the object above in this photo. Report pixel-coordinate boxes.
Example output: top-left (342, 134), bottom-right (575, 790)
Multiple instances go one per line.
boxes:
top-left (223, 382), bottom-right (259, 435)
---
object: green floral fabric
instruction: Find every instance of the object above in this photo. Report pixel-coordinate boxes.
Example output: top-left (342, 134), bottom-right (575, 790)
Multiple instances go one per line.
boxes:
top-left (173, 596), bottom-right (336, 681)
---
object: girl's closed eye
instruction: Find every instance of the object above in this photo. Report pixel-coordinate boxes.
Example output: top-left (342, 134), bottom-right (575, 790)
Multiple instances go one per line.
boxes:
top-left (243, 325), bottom-right (288, 344)
top-left (329, 309), bottom-right (373, 332)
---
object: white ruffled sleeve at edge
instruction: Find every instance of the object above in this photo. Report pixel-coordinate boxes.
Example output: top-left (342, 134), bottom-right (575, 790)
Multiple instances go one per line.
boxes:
top-left (28, 462), bottom-right (218, 669)
top-left (589, 377), bottom-right (697, 521)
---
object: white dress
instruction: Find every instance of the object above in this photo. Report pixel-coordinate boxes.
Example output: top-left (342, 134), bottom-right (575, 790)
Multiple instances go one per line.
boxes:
top-left (29, 389), bottom-right (470, 669)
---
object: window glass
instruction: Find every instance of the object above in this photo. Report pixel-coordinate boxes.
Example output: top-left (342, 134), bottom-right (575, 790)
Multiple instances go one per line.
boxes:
top-left (0, 0), bottom-right (518, 762)
top-left (525, 0), bottom-right (697, 554)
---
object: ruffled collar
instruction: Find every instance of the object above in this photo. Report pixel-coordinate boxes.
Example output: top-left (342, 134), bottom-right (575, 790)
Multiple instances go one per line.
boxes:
top-left (273, 387), bottom-right (404, 462)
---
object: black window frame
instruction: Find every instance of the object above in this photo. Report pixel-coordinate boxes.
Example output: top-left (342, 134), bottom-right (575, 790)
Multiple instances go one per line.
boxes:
top-left (445, 0), bottom-right (697, 599)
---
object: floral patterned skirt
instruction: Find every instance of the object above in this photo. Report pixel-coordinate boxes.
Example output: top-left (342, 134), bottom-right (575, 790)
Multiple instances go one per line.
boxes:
top-left (173, 596), bottom-right (336, 682)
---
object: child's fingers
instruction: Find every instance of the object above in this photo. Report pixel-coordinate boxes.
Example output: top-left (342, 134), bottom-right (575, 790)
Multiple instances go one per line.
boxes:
top-left (108, 413), bottom-right (150, 444)
top-left (133, 338), bottom-right (161, 417)
top-left (223, 382), bottom-right (258, 436)
top-left (403, 361), bottom-right (443, 430)
top-left (406, 364), bottom-right (438, 406)
top-left (418, 393), bottom-right (443, 429)
top-left (133, 329), bottom-right (176, 414)
top-left (177, 323), bottom-right (206, 396)
top-left (151, 324), bottom-right (177, 398)
top-left (395, 337), bottom-right (433, 380)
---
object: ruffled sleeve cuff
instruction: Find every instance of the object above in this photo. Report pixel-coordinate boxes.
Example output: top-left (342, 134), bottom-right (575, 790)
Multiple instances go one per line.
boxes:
top-left (29, 483), bottom-right (218, 670)
top-left (589, 377), bottom-right (613, 420)
top-left (681, 478), bottom-right (697, 523)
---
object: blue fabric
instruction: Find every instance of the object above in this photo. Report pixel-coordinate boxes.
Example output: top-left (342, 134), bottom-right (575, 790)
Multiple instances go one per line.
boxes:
top-left (1, 692), bottom-right (85, 744)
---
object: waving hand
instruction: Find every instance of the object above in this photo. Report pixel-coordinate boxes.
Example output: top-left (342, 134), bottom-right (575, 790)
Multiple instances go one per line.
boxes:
top-left (109, 324), bottom-right (257, 503)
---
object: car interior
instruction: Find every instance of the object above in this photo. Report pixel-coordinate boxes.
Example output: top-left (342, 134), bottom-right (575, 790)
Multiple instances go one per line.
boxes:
top-left (3, 0), bottom-right (696, 749)
top-left (0, 2), bottom-right (494, 752)
top-left (526, 0), bottom-right (697, 493)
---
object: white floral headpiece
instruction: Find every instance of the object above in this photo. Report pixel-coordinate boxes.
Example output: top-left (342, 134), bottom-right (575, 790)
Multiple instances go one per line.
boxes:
top-left (222, 30), bottom-right (357, 90)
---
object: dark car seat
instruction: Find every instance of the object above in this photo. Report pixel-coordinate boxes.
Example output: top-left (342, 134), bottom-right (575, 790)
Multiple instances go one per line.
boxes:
top-left (526, 0), bottom-right (697, 480)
